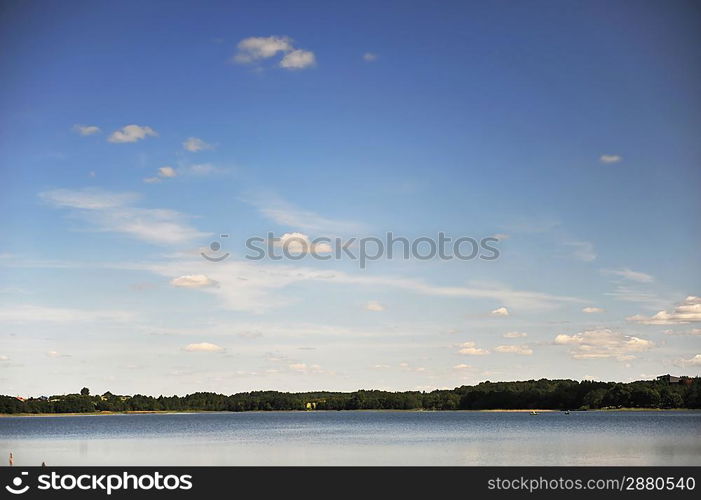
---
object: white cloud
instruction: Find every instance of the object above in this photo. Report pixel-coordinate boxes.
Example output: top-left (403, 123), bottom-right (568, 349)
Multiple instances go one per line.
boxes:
top-left (491, 306), bottom-right (509, 317)
top-left (234, 36), bottom-right (294, 63)
top-left (183, 137), bottom-right (213, 152)
top-left (362, 52), bottom-right (378, 62)
top-left (40, 188), bottom-right (208, 245)
top-left (494, 345), bottom-right (533, 355)
top-left (582, 306), bottom-right (605, 313)
top-left (184, 342), bottom-right (225, 353)
top-left (0, 305), bottom-right (134, 324)
top-left (503, 331), bottom-right (527, 338)
top-left (566, 241), bottom-right (596, 262)
top-left (108, 124), bottom-right (158, 143)
top-left (457, 342), bottom-right (489, 356)
top-left (627, 296), bottom-right (701, 325)
top-left (602, 268), bottom-right (654, 283)
top-left (554, 328), bottom-right (653, 361)
top-left (233, 36), bottom-right (315, 70)
top-left (288, 363), bottom-right (327, 374)
top-left (0, 355), bottom-right (8, 361)
top-left (145, 166), bottom-right (177, 183)
top-left (274, 232), bottom-right (333, 254)
top-left (280, 49), bottom-right (316, 69)
top-left (365, 301), bottom-right (385, 312)
top-left (678, 354), bottom-right (701, 366)
top-left (159, 166), bottom-right (177, 178)
top-left (170, 275), bottom-right (217, 288)
top-left (72, 124), bottom-right (100, 136)
top-left (600, 154), bottom-right (622, 164)
top-left (453, 363), bottom-right (472, 370)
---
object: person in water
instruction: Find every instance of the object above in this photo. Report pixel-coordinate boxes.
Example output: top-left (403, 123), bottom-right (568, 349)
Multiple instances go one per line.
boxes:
top-left (9, 452), bottom-right (13, 466)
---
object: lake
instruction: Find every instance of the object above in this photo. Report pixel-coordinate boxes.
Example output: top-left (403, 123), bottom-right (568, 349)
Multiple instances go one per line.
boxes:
top-left (1, 410), bottom-right (700, 466)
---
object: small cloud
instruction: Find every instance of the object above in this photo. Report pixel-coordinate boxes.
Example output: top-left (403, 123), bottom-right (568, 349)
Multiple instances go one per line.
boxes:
top-left (453, 363), bottom-right (472, 370)
top-left (494, 345), bottom-right (533, 355)
top-left (184, 342), bottom-right (224, 352)
top-left (627, 296), bottom-right (701, 325)
top-left (365, 301), bottom-right (385, 312)
top-left (233, 36), bottom-right (316, 70)
top-left (600, 154), bottom-right (622, 164)
top-left (170, 274), bottom-right (217, 288)
top-left (582, 306), bottom-right (605, 313)
top-left (503, 331), bottom-right (527, 338)
top-left (491, 233), bottom-right (510, 240)
top-left (159, 166), bottom-right (177, 178)
top-left (273, 232), bottom-right (333, 255)
top-left (234, 36), bottom-right (294, 63)
top-left (108, 125), bottom-right (158, 143)
top-left (288, 363), bottom-right (326, 374)
top-left (280, 49), bottom-right (316, 69)
top-left (373, 364), bottom-right (391, 369)
top-left (183, 137), bottom-right (214, 152)
top-left (554, 328), bottom-right (653, 361)
top-left (457, 342), bottom-right (489, 356)
top-left (73, 124), bottom-right (101, 136)
top-left (601, 268), bottom-right (654, 283)
top-left (678, 354), bottom-right (701, 366)
top-left (145, 166), bottom-right (177, 183)
top-left (490, 306), bottom-right (509, 317)
top-left (0, 355), bottom-right (9, 361)
top-left (362, 52), bottom-right (378, 62)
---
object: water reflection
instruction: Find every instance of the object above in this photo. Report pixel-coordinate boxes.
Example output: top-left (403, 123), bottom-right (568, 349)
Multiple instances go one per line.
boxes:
top-left (1, 411), bottom-right (699, 466)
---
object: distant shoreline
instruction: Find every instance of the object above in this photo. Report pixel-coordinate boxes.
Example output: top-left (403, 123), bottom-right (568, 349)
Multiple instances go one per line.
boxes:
top-left (1, 408), bottom-right (694, 418)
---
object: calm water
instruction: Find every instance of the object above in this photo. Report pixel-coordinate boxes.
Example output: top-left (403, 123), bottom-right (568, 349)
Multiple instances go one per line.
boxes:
top-left (1, 411), bottom-right (700, 466)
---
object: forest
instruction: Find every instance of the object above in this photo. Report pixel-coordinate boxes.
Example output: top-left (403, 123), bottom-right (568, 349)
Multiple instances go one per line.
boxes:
top-left (1, 378), bottom-right (699, 414)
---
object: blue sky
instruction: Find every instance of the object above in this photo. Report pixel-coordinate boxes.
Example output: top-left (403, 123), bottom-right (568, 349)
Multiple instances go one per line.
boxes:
top-left (1, 0), bottom-right (700, 396)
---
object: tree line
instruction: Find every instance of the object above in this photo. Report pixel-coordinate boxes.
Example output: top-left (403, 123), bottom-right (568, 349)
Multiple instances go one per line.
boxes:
top-left (1, 378), bottom-right (699, 414)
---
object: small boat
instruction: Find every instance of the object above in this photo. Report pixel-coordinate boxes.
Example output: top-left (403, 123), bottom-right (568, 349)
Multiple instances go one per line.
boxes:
top-left (529, 411), bottom-right (538, 415)
top-left (564, 410), bottom-right (570, 414)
